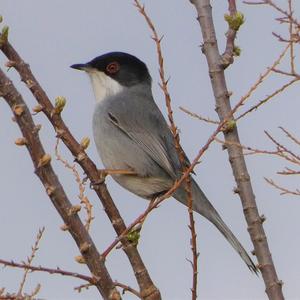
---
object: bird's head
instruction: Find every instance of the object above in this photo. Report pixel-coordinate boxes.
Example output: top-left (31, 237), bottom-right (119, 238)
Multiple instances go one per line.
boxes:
top-left (71, 52), bottom-right (151, 102)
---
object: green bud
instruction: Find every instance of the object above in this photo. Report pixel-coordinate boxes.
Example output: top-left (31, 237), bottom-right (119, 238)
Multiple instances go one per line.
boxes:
top-left (224, 11), bottom-right (245, 31)
top-left (223, 120), bottom-right (236, 133)
top-left (80, 137), bottom-right (90, 150)
top-left (0, 25), bottom-right (9, 46)
top-left (127, 229), bottom-right (140, 247)
top-left (233, 46), bottom-right (241, 57)
top-left (54, 96), bottom-right (66, 114)
top-left (0, 16), bottom-right (3, 23)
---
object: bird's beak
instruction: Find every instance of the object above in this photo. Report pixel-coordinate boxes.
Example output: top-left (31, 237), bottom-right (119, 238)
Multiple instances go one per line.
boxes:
top-left (70, 63), bottom-right (90, 71)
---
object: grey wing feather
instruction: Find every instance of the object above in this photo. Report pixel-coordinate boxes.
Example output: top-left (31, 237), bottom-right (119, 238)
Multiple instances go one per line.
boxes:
top-left (106, 94), bottom-right (184, 179)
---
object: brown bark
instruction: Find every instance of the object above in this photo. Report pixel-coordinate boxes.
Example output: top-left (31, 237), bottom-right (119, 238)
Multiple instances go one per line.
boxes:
top-left (0, 68), bottom-right (120, 300)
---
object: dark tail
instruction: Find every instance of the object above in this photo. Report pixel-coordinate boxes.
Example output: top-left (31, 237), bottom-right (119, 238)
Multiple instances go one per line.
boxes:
top-left (173, 178), bottom-right (258, 274)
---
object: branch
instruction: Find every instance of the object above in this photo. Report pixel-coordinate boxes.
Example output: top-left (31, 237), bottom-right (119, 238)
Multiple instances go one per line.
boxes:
top-left (0, 36), bottom-right (160, 300)
top-left (0, 68), bottom-right (119, 300)
top-left (189, 1), bottom-right (284, 299)
top-left (17, 228), bottom-right (45, 297)
top-left (179, 106), bottom-right (219, 124)
top-left (0, 259), bottom-right (93, 284)
top-left (236, 77), bottom-right (299, 120)
top-left (133, 1), bottom-right (199, 298)
top-left (55, 138), bottom-right (94, 231)
top-left (265, 178), bottom-right (300, 196)
top-left (221, 0), bottom-right (242, 68)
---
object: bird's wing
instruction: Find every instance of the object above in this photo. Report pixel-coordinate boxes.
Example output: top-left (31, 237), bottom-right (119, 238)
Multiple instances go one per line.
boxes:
top-left (106, 95), bottom-right (185, 179)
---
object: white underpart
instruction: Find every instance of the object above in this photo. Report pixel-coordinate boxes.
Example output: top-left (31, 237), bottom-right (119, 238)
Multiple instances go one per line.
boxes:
top-left (87, 69), bottom-right (123, 102)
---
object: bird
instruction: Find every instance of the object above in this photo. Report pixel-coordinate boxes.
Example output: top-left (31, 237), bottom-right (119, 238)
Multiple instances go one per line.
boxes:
top-left (71, 51), bottom-right (257, 273)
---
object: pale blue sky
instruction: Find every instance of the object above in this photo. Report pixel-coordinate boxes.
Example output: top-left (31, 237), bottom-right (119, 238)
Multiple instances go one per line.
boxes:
top-left (1, 1), bottom-right (300, 299)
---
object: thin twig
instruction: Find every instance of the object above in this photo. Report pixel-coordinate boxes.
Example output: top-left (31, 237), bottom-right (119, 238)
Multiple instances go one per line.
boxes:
top-left (114, 281), bottom-right (141, 298)
top-left (0, 259), bottom-right (93, 283)
top-left (17, 228), bottom-right (45, 296)
top-left (244, 0), bottom-right (299, 27)
top-left (265, 131), bottom-right (300, 164)
top-left (279, 126), bottom-right (300, 147)
top-left (234, 43), bottom-right (290, 118)
top-left (55, 139), bottom-right (94, 231)
top-left (265, 178), bottom-right (300, 196)
top-left (133, 1), bottom-right (199, 298)
top-left (288, 0), bottom-right (295, 74)
top-left (179, 106), bottom-right (219, 124)
top-left (74, 281), bottom-right (141, 298)
top-left (236, 78), bottom-right (299, 120)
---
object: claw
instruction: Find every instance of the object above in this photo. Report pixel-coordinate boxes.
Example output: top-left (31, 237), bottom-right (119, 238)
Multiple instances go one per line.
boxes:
top-left (90, 168), bottom-right (137, 190)
top-left (101, 168), bottom-right (137, 176)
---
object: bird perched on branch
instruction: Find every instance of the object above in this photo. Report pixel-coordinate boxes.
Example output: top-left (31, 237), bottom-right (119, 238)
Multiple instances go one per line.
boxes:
top-left (71, 52), bottom-right (257, 273)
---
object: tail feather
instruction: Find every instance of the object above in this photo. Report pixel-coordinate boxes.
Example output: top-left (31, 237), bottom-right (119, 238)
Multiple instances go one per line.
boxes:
top-left (173, 178), bottom-right (258, 274)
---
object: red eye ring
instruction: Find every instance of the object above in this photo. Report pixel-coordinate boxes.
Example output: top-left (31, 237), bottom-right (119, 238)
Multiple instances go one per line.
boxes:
top-left (106, 61), bottom-right (120, 74)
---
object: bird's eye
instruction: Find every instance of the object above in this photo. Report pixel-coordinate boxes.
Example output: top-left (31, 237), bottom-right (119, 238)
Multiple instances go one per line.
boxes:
top-left (106, 62), bottom-right (120, 74)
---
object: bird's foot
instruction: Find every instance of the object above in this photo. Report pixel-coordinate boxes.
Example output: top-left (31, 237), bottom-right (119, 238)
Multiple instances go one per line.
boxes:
top-left (100, 168), bottom-right (137, 176)
top-left (90, 168), bottom-right (136, 189)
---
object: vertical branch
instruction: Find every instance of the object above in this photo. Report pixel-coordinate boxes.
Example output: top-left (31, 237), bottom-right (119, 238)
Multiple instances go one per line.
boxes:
top-left (222, 0), bottom-right (239, 67)
top-left (186, 177), bottom-right (198, 300)
top-left (189, 1), bottom-right (284, 300)
top-left (133, 1), bottom-right (199, 298)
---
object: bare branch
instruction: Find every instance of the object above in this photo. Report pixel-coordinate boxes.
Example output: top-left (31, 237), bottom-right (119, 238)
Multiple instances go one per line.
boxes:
top-left (0, 259), bottom-right (93, 283)
top-left (17, 228), bottom-right (45, 297)
top-left (0, 68), bottom-right (120, 299)
top-left (189, 0), bottom-right (284, 299)
top-left (236, 78), bottom-right (299, 120)
top-left (179, 106), bottom-right (219, 124)
top-left (265, 178), bottom-right (300, 196)
top-left (133, 1), bottom-right (199, 297)
top-left (55, 139), bottom-right (94, 231)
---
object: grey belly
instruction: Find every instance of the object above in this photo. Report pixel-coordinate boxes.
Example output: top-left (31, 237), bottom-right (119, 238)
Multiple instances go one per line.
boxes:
top-left (93, 111), bottom-right (172, 199)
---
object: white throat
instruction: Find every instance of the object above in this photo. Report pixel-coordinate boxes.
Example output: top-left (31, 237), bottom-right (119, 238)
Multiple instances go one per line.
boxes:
top-left (87, 70), bottom-right (123, 102)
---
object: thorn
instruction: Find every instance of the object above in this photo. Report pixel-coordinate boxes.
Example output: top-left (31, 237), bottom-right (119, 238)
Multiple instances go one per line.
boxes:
top-left (233, 187), bottom-right (240, 194)
top-left (260, 214), bottom-right (266, 223)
